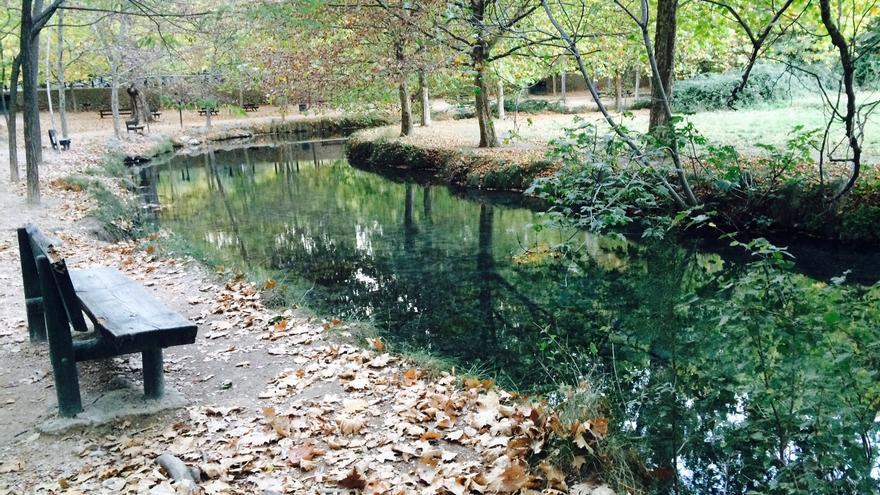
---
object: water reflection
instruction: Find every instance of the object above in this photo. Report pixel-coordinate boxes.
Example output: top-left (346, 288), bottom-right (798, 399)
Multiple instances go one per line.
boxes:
top-left (145, 140), bottom-right (880, 494)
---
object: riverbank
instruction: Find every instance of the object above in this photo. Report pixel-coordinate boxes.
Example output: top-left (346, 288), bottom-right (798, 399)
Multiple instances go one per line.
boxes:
top-left (0, 116), bottom-right (617, 493)
top-left (348, 124), bottom-right (556, 191)
top-left (348, 115), bottom-right (880, 244)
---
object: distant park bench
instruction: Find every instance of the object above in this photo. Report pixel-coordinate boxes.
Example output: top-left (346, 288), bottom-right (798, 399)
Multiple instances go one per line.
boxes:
top-left (98, 108), bottom-right (132, 118)
top-left (198, 107), bottom-right (219, 116)
top-left (126, 120), bottom-right (145, 135)
top-left (17, 224), bottom-right (198, 417)
top-left (243, 103), bottom-right (259, 112)
top-left (151, 110), bottom-right (162, 119)
top-left (47, 129), bottom-right (71, 151)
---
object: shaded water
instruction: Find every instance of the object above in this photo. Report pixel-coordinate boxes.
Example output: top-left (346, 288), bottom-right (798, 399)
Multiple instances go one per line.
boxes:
top-left (145, 140), bottom-right (880, 494)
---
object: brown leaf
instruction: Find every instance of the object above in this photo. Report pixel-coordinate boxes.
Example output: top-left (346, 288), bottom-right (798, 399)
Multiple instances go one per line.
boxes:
top-left (592, 416), bottom-right (609, 439)
top-left (502, 464), bottom-right (531, 492)
top-left (287, 444), bottom-right (321, 467)
top-left (403, 368), bottom-right (420, 387)
top-left (338, 416), bottom-right (367, 435)
top-left (337, 467), bottom-right (367, 490)
top-left (538, 461), bottom-right (568, 491)
top-left (262, 406), bottom-right (290, 437)
top-left (419, 430), bottom-right (442, 441)
top-left (264, 278), bottom-right (276, 290)
top-left (368, 337), bottom-right (385, 351)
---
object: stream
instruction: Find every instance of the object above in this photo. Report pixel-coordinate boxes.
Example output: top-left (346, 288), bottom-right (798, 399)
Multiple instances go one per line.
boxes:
top-left (142, 139), bottom-right (880, 494)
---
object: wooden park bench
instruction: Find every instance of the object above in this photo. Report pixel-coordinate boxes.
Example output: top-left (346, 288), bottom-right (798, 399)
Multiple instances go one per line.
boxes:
top-left (48, 129), bottom-right (59, 151)
top-left (47, 130), bottom-right (71, 151)
top-left (198, 107), bottom-right (219, 116)
top-left (243, 103), bottom-right (259, 112)
top-left (126, 120), bottom-right (145, 134)
top-left (151, 110), bottom-right (162, 119)
top-left (99, 108), bottom-right (132, 118)
top-left (17, 225), bottom-right (198, 417)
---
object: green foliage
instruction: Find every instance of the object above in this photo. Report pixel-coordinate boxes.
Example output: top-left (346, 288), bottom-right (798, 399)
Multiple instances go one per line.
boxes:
top-left (840, 205), bottom-right (880, 242)
top-left (528, 122), bottom-right (669, 234)
top-left (673, 64), bottom-right (800, 112)
top-left (855, 16), bottom-right (880, 87)
top-left (675, 241), bottom-right (880, 493)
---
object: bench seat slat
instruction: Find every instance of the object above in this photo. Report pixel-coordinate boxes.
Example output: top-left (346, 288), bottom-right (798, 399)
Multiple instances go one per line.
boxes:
top-left (69, 267), bottom-right (197, 347)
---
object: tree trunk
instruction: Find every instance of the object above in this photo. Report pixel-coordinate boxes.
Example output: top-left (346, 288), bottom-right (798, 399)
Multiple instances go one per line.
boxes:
top-left (21, 0), bottom-right (43, 204)
top-left (110, 81), bottom-right (121, 138)
top-left (127, 83), bottom-right (152, 125)
top-left (418, 70), bottom-right (431, 127)
top-left (560, 70), bottom-right (567, 103)
top-left (57, 9), bottom-right (68, 141)
top-left (634, 68), bottom-right (641, 101)
top-left (551, 73), bottom-right (556, 95)
top-left (45, 33), bottom-right (56, 135)
top-left (399, 78), bottom-right (413, 137)
top-left (615, 72), bottom-right (623, 112)
top-left (474, 61), bottom-right (497, 148)
top-left (5, 57), bottom-right (21, 182)
top-left (396, 41), bottom-right (413, 137)
top-left (650, 0), bottom-right (677, 132)
top-left (496, 81), bottom-right (505, 120)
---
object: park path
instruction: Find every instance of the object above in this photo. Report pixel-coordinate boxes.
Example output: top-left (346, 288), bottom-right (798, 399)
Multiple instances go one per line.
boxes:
top-left (0, 116), bottom-right (609, 494)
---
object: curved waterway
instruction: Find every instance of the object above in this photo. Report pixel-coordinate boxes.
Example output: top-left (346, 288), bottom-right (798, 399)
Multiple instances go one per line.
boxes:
top-left (144, 139), bottom-right (880, 494)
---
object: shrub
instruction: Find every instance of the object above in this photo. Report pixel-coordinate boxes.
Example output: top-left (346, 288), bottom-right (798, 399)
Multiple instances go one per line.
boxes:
top-left (840, 204), bottom-right (880, 242)
top-left (672, 64), bottom-right (800, 112)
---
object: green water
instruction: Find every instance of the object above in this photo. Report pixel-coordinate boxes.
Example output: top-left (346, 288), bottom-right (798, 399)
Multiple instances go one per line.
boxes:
top-left (145, 140), bottom-right (880, 494)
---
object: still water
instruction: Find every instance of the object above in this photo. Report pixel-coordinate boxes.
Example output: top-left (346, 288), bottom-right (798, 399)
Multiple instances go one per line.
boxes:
top-left (145, 139), bottom-right (880, 494)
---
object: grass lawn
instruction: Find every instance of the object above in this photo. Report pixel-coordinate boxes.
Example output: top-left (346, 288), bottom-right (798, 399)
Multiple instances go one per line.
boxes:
top-left (493, 94), bottom-right (880, 163)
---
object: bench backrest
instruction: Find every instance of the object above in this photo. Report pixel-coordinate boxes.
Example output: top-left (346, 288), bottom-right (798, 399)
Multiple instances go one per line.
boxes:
top-left (17, 224), bottom-right (89, 333)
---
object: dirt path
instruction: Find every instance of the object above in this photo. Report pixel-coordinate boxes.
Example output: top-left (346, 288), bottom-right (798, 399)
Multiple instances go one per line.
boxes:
top-left (0, 113), bottom-right (611, 494)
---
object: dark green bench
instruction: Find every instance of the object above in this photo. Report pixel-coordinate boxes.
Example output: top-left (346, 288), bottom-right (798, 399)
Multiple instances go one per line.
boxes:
top-left (17, 224), bottom-right (198, 417)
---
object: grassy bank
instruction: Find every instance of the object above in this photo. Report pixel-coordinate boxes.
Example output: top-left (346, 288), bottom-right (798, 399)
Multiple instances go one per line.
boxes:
top-left (170, 114), bottom-right (389, 148)
top-left (347, 133), bottom-right (556, 191)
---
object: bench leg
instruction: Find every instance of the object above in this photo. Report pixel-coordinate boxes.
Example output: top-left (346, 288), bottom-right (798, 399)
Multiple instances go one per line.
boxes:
top-left (25, 297), bottom-right (47, 342)
top-left (142, 348), bottom-right (164, 399)
top-left (37, 256), bottom-right (83, 417)
top-left (18, 229), bottom-right (47, 342)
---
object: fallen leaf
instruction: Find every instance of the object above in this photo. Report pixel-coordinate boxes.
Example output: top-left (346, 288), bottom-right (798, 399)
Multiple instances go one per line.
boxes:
top-left (338, 468), bottom-right (367, 490)
top-left (287, 445), bottom-right (321, 468)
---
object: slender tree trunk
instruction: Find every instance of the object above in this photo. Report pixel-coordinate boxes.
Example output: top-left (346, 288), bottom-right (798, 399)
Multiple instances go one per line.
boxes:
top-left (21, 0), bottom-right (44, 203)
top-left (819, 0), bottom-right (862, 199)
top-left (418, 70), bottom-right (431, 127)
top-left (560, 69), bottom-right (567, 103)
top-left (6, 57), bottom-right (21, 182)
top-left (551, 73), bottom-right (556, 95)
top-left (110, 80), bottom-right (121, 138)
top-left (615, 72), bottom-right (623, 112)
top-left (57, 9), bottom-right (68, 141)
top-left (474, 60), bottom-right (497, 148)
top-left (399, 78), bottom-right (413, 136)
top-left (396, 41), bottom-right (413, 137)
top-left (45, 32), bottom-right (56, 135)
top-left (650, 0), bottom-right (677, 132)
top-left (496, 81), bottom-right (505, 120)
top-left (634, 68), bottom-right (641, 101)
